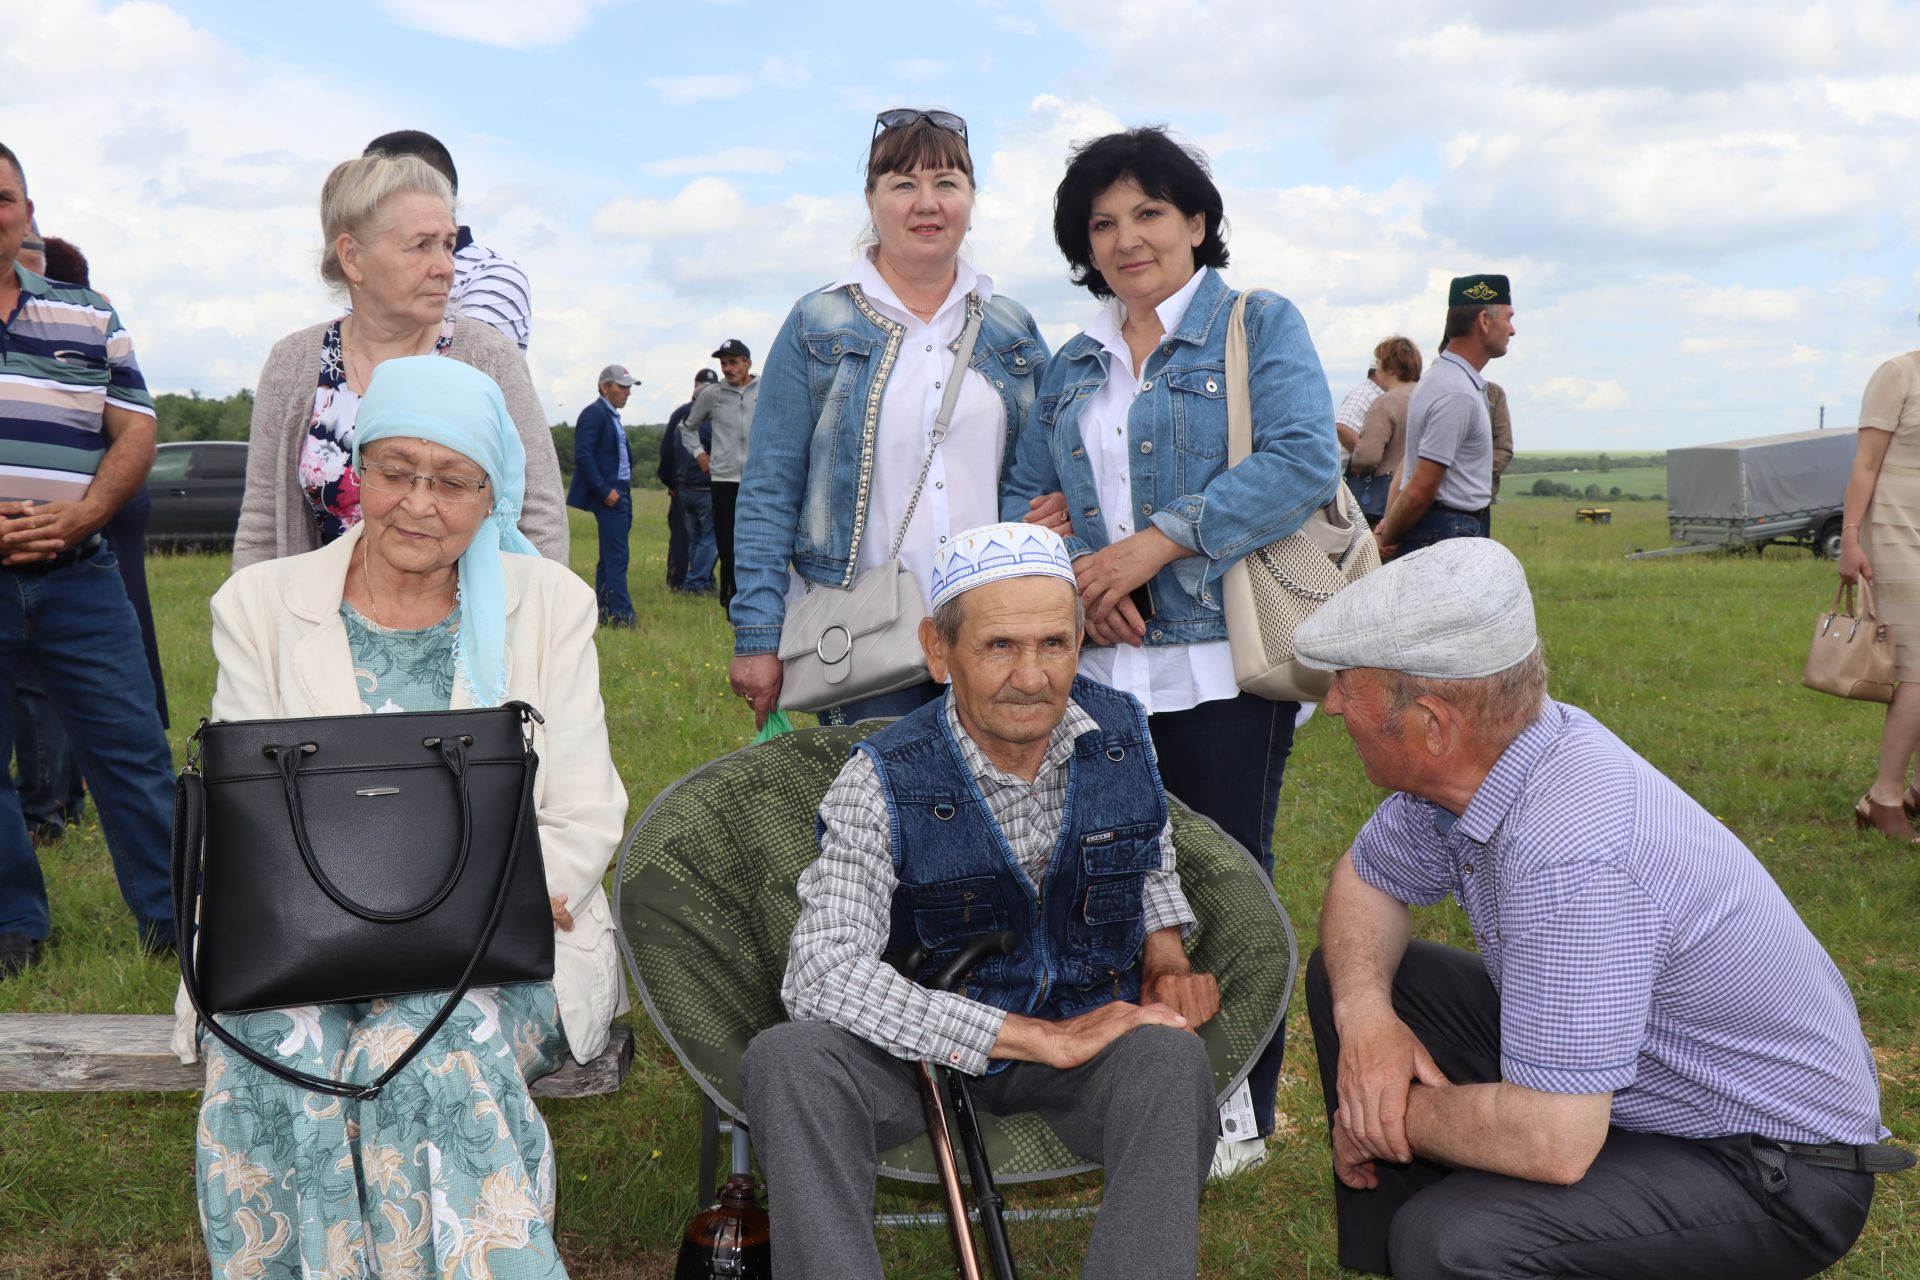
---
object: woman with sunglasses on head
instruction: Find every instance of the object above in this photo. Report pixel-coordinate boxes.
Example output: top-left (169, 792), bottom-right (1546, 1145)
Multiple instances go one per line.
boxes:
top-left (1003, 126), bottom-right (1339, 1161)
top-left (728, 109), bottom-right (1050, 725)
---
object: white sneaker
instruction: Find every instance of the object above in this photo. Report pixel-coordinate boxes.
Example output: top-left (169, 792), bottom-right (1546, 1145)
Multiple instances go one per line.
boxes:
top-left (1208, 1135), bottom-right (1268, 1181)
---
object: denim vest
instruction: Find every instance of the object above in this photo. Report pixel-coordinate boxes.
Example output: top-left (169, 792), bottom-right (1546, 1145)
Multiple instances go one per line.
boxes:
top-left (1000, 268), bottom-right (1339, 646)
top-left (729, 282), bottom-right (1050, 655)
top-left (860, 679), bottom-right (1168, 1052)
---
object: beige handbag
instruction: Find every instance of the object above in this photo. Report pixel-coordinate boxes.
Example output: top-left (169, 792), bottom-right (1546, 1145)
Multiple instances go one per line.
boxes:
top-left (1220, 291), bottom-right (1382, 702)
top-left (1803, 581), bottom-right (1898, 703)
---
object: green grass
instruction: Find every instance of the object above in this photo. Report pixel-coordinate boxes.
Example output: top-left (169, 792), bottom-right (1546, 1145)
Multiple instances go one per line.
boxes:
top-left (1, 495), bottom-right (1915, 1278)
top-left (1507, 464), bottom-right (1668, 498)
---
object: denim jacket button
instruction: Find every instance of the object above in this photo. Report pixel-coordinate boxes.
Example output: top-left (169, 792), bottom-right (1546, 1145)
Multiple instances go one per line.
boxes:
top-left (1014, 355), bottom-right (1027, 366)
top-left (1141, 379), bottom-right (1154, 391)
top-left (1139, 441), bottom-right (1153, 455)
top-left (1205, 377), bottom-right (1219, 394)
top-left (995, 380), bottom-right (1005, 389)
top-left (1141, 503), bottom-right (1153, 515)
top-left (1162, 344), bottom-right (1173, 355)
top-left (1150, 629), bottom-right (1164, 642)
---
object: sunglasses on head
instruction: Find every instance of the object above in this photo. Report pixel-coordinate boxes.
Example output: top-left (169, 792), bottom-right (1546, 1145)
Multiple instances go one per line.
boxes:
top-left (873, 109), bottom-right (968, 143)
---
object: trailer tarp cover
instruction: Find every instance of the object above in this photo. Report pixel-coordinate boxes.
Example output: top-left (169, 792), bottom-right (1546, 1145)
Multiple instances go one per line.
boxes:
top-left (1666, 429), bottom-right (1857, 521)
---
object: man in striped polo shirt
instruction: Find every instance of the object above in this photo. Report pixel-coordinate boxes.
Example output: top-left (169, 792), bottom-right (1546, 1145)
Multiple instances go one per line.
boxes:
top-left (0, 142), bottom-right (178, 977)
top-left (1296, 539), bottom-right (1904, 1278)
top-left (364, 131), bottom-right (533, 351)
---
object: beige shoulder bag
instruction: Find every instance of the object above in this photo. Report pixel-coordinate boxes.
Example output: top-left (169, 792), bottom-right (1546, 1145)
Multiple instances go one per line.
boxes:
top-left (1803, 580), bottom-right (1897, 703)
top-left (1220, 290), bottom-right (1381, 702)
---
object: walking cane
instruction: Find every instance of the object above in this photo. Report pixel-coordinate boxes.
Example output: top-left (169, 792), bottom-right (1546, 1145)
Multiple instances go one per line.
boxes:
top-left (894, 931), bottom-right (1022, 1280)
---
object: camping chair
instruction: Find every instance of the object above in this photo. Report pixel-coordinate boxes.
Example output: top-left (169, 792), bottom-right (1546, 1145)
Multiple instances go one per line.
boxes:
top-left (613, 723), bottom-right (1297, 1208)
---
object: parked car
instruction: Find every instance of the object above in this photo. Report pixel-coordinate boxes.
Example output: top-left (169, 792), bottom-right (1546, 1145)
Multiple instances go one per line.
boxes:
top-left (147, 440), bottom-right (247, 550)
top-left (1662, 429), bottom-right (1855, 559)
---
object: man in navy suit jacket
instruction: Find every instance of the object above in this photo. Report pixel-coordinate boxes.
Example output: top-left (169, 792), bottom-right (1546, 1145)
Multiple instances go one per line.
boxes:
top-left (566, 364), bottom-right (638, 626)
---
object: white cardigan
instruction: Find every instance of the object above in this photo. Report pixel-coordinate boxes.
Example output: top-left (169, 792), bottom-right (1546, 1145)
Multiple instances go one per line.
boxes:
top-left (173, 526), bottom-right (629, 1066)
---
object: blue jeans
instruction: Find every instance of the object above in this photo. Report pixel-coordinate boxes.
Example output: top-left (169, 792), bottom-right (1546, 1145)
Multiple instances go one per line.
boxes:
top-left (816, 679), bottom-right (944, 727)
top-left (592, 487), bottom-right (634, 624)
top-left (12, 665), bottom-right (86, 833)
top-left (681, 488), bottom-right (717, 592)
top-left (1148, 689), bottom-right (1298, 1138)
top-left (0, 541), bottom-right (176, 945)
top-left (1398, 503), bottom-right (1489, 555)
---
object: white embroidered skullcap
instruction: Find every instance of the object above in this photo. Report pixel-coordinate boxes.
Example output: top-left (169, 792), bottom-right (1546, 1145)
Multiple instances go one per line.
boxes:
top-left (1293, 539), bottom-right (1537, 679)
top-left (930, 522), bottom-right (1078, 610)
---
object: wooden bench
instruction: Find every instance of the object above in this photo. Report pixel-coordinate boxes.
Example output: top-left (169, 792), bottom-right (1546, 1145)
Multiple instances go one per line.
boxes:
top-left (0, 1013), bottom-right (633, 1098)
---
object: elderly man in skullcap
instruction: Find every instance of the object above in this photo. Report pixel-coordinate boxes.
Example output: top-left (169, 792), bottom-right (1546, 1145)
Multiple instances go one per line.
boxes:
top-left (742, 521), bottom-right (1220, 1280)
top-left (1299, 539), bottom-right (1906, 1279)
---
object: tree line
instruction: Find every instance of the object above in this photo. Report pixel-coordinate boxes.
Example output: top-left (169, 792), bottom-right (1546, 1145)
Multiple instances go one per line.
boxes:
top-left (154, 390), bottom-right (673, 490)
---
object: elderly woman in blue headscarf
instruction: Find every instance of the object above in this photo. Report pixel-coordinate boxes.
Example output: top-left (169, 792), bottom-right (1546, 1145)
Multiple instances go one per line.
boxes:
top-left (172, 358), bottom-right (626, 1279)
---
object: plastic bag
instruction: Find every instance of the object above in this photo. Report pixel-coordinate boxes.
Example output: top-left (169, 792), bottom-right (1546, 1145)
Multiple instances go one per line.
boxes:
top-left (750, 710), bottom-right (795, 745)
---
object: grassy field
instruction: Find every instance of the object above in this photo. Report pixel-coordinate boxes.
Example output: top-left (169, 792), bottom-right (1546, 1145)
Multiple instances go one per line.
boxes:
top-left (1506, 464), bottom-right (1667, 499)
top-left (1, 496), bottom-right (1915, 1278)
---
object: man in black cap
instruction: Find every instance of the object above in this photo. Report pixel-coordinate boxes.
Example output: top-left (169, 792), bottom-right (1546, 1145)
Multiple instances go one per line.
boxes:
top-left (567, 364), bottom-right (640, 627)
top-left (1373, 276), bottom-right (1514, 558)
top-left (679, 339), bottom-right (759, 608)
top-left (662, 369), bottom-right (720, 594)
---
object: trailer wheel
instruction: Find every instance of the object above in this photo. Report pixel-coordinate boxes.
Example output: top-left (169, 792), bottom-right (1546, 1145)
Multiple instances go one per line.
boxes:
top-left (1817, 517), bottom-right (1844, 561)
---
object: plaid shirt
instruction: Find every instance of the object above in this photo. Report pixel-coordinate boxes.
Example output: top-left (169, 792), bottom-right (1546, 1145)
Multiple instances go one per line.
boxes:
top-left (1352, 700), bottom-right (1885, 1145)
top-left (1335, 377), bottom-right (1384, 430)
top-left (781, 692), bottom-right (1195, 1075)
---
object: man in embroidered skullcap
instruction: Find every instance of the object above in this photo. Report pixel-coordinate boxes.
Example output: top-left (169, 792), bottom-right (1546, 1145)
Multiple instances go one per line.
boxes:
top-left (1373, 274), bottom-right (1514, 558)
top-left (1297, 538), bottom-right (1906, 1278)
top-left (742, 521), bottom-right (1222, 1279)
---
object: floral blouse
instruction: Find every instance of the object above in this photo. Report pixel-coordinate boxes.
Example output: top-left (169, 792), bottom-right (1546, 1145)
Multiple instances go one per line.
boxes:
top-left (342, 604), bottom-right (458, 714)
top-left (299, 317), bottom-right (456, 545)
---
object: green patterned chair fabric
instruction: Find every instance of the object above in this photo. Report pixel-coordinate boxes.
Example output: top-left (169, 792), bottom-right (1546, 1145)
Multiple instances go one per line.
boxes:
top-left (615, 724), bottom-right (1296, 1185)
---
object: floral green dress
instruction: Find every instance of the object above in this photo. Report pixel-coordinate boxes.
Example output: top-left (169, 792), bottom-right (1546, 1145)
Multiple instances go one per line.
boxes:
top-left (194, 606), bottom-right (571, 1279)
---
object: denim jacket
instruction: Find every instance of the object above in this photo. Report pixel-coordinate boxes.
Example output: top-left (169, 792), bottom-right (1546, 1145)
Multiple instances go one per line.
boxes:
top-left (1000, 269), bottom-right (1339, 646)
top-left (730, 280), bottom-right (1049, 655)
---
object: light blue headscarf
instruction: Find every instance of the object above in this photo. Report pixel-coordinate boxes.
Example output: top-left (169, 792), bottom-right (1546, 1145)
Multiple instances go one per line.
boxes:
top-left (352, 356), bottom-right (537, 708)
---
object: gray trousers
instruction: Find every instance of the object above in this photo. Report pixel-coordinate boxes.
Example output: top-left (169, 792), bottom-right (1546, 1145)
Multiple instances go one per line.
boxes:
top-left (740, 1020), bottom-right (1216, 1280)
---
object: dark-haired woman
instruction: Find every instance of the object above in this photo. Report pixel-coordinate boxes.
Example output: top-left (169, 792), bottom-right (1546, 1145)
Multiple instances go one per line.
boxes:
top-left (729, 109), bottom-right (1049, 724)
top-left (1003, 126), bottom-right (1338, 1152)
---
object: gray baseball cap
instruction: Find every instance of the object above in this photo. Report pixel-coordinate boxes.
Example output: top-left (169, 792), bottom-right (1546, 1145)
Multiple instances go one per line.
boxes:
top-left (598, 364), bottom-right (639, 388)
top-left (1293, 539), bottom-right (1537, 679)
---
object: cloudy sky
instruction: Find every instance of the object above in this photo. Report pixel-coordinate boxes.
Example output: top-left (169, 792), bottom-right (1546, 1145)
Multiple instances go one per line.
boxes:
top-left (8, 0), bottom-right (1920, 448)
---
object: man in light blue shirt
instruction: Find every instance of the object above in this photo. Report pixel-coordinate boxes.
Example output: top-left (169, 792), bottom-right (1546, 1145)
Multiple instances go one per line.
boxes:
top-left (1374, 275), bottom-right (1513, 558)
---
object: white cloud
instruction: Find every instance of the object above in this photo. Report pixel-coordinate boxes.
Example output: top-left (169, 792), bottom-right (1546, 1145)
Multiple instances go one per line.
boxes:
top-left (646, 73), bottom-right (754, 106)
top-left (992, 15), bottom-right (1041, 37)
top-left (642, 148), bottom-right (794, 179)
top-left (374, 0), bottom-right (611, 48)
top-left (1532, 378), bottom-right (1630, 413)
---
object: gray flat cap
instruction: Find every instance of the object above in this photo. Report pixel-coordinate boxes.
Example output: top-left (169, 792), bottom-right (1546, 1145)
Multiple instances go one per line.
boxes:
top-left (1293, 539), bottom-right (1536, 679)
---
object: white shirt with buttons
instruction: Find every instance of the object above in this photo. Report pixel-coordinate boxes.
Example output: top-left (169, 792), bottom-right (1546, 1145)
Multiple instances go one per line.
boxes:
top-left (791, 252), bottom-right (1008, 615)
top-left (1073, 266), bottom-right (1238, 715)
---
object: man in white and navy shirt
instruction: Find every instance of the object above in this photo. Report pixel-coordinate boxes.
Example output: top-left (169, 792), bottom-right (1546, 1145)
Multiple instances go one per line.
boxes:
top-left (1297, 539), bottom-right (1904, 1278)
top-left (363, 130), bottom-right (533, 351)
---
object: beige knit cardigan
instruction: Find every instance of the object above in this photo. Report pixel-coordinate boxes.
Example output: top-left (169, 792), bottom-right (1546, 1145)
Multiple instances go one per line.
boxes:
top-left (232, 316), bottom-right (568, 571)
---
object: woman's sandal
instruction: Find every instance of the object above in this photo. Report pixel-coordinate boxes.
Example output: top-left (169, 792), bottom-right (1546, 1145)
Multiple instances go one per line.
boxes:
top-left (1855, 793), bottom-right (1920, 842)
top-left (1903, 785), bottom-right (1920, 819)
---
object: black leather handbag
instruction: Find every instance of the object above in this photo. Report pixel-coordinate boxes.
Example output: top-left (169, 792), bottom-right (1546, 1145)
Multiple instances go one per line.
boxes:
top-left (173, 701), bottom-right (555, 1100)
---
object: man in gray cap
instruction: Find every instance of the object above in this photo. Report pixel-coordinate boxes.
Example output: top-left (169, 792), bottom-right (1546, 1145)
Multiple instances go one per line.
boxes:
top-left (679, 338), bottom-right (758, 608)
top-left (1295, 539), bottom-right (1903, 1278)
top-left (566, 364), bottom-right (640, 626)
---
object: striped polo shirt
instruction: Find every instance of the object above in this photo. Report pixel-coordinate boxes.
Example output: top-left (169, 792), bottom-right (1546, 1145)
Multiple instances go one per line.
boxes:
top-left (1352, 699), bottom-right (1886, 1146)
top-left (451, 225), bottom-right (532, 351)
top-left (0, 263), bottom-right (155, 504)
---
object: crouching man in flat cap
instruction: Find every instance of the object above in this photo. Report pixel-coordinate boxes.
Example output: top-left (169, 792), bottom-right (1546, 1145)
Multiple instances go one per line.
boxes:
top-left (742, 522), bottom-right (1220, 1280)
top-left (1297, 539), bottom-right (1908, 1278)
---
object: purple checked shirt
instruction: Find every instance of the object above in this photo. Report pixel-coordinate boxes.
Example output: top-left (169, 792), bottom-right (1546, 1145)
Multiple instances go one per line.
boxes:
top-left (1352, 700), bottom-right (1885, 1146)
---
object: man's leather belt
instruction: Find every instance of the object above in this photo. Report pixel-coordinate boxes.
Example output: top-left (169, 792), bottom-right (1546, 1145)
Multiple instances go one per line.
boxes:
top-left (1765, 1139), bottom-right (1916, 1174)
top-left (2, 534), bottom-right (101, 574)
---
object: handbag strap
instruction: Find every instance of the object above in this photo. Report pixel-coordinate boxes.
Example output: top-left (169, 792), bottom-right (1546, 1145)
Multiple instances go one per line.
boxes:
top-left (1224, 291), bottom-right (1255, 468)
top-left (887, 294), bottom-right (986, 564)
top-left (276, 734), bottom-right (477, 923)
top-left (174, 715), bottom-right (542, 1101)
